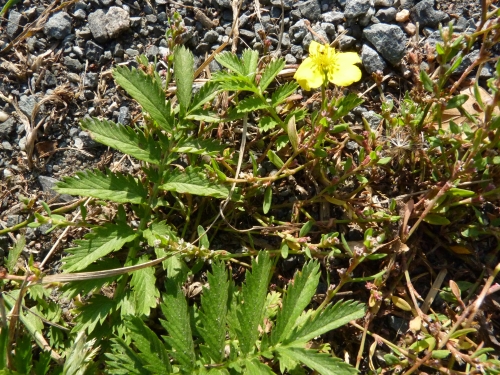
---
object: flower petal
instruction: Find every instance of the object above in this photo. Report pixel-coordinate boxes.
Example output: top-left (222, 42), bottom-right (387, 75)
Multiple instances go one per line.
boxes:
top-left (294, 57), bottom-right (325, 91)
top-left (335, 51), bottom-right (362, 65)
top-left (327, 63), bottom-right (362, 86)
top-left (308, 40), bottom-right (324, 56)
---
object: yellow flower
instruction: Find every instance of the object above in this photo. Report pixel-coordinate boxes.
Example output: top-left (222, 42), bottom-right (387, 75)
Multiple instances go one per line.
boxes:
top-left (294, 41), bottom-right (362, 90)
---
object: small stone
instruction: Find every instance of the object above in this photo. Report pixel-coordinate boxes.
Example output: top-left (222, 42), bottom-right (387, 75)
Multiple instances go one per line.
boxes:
top-left (130, 16), bottom-right (141, 28)
top-left (403, 22), bottom-right (416, 36)
top-left (290, 20), bottom-right (308, 44)
top-left (44, 12), bottom-right (72, 40)
top-left (374, 0), bottom-right (393, 6)
top-left (39, 176), bottom-right (74, 202)
top-left (375, 7), bottom-right (397, 23)
top-left (321, 11), bottom-right (345, 23)
top-left (85, 40), bottom-right (104, 61)
top-left (239, 29), bottom-right (255, 39)
top-left (73, 9), bottom-right (86, 20)
top-left (204, 30), bottom-right (219, 43)
top-left (106, 6), bottom-right (130, 39)
top-left (338, 35), bottom-right (356, 51)
top-left (396, 9), bottom-right (410, 22)
top-left (363, 23), bottom-right (407, 65)
top-left (76, 27), bottom-right (93, 39)
top-left (125, 48), bottom-right (139, 57)
top-left (0, 117), bottom-right (15, 139)
top-left (146, 45), bottom-right (159, 58)
top-left (285, 53), bottom-right (296, 64)
top-left (146, 14), bottom-right (157, 23)
top-left (67, 73), bottom-right (81, 83)
top-left (410, 0), bottom-right (449, 28)
top-left (6, 11), bottom-right (26, 39)
top-left (321, 22), bottom-right (336, 36)
top-left (362, 110), bottom-right (382, 130)
top-left (400, 0), bottom-right (414, 9)
top-left (114, 43), bottom-right (125, 57)
top-left (298, 0), bottom-right (321, 22)
top-left (88, 10), bottom-right (108, 42)
top-left (18, 95), bottom-right (38, 118)
top-left (302, 25), bottom-right (329, 50)
top-left (344, 0), bottom-right (372, 19)
top-left (361, 44), bottom-right (387, 74)
top-left (64, 56), bottom-right (83, 72)
top-left (118, 106), bottom-right (130, 125)
top-left (84, 72), bottom-right (99, 88)
top-left (100, 0), bottom-right (114, 5)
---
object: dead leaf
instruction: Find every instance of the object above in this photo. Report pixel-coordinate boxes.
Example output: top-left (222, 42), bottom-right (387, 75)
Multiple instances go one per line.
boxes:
top-left (35, 140), bottom-right (57, 157)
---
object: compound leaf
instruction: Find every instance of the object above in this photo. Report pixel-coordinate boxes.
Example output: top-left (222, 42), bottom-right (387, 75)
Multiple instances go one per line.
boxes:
top-left (215, 51), bottom-right (247, 77)
top-left (237, 96), bottom-right (269, 113)
top-left (259, 58), bottom-right (285, 91)
top-left (113, 66), bottom-right (173, 132)
top-left (55, 169), bottom-right (148, 204)
top-left (241, 49), bottom-right (259, 78)
top-left (189, 81), bottom-right (219, 113)
top-left (106, 337), bottom-right (149, 375)
top-left (174, 45), bottom-right (194, 114)
top-left (271, 81), bottom-right (299, 106)
top-left (129, 256), bottom-right (160, 316)
top-left (173, 138), bottom-right (224, 156)
top-left (72, 295), bottom-right (116, 335)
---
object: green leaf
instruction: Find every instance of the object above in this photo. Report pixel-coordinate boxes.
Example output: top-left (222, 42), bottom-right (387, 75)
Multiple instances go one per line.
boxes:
top-left (189, 81), bottom-right (219, 113)
top-left (173, 138), bottom-right (224, 156)
top-left (129, 256), bottom-right (160, 316)
top-left (446, 53), bottom-right (463, 75)
top-left (174, 45), bottom-right (195, 114)
top-left (215, 51), bottom-right (247, 76)
top-left (377, 156), bottom-right (392, 165)
top-left (72, 295), bottom-right (116, 335)
top-left (423, 213), bottom-right (450, 225)
top-left (445, 94), bottom-right (469, 109)
top-left (244, 359), bottom-right (276, 374)
top-left (271, 82), bottom-right (299, 106)
top-left (213, 72), bottom-right (259, 93)
top-left (299, 220), bottom-right (314, 237)
top-left (80, 117), bottom-right (161, 164)
top-left (160, 166), bottom-right (231, 199)
top-left (330, 93), bottom-right (364, 121)
top-left (259, 58), bottom-right (285, 91)
top-left (267, 150), bottom-right (284, 169)
top-left (124, 316), bottom-right (172, 374)
top-left (276, 346), bottom-right (357, 375)
top-left (263, 186), bottom-right (272, 214)
top-left (259, 116), bottom-right (279, 131)
top-left (198, 261), bottom-right (231, 363)
top-left (113, 66), bottom-right (173, 132)
top-left (62, 222), bottom-right (138, 272)
top-left (420, 70), bottom-right (434, 93)
top-left (6, 234), bottom-right (25, 273)
top-left (237, 96), bottom-right (269, 113)
top-left (271, 261), bottom-right (321, 345)
top-left (287, 115), bottom-right (299, 153)
top-left (447, 187), bottom-right (475, 197)
top-left (287, 300), bottom-right (365, 343)
top-left (106, 337), bottom-right (150, 375)
top-left (55, 169), bottom-right (148, 204)
top-left (242, 49), bottom-right (259, 78)
top-left (198, 225), bottom-right (210, 249)
top-left (432, 350), bottom-right (450, 359)
top-left (160, 278), bottom-right (196, 371)
top-left (236, 252), bottom-right (272, 355)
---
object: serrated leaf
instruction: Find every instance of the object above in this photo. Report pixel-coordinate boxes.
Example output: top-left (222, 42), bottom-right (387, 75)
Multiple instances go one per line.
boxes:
top-left (259, 116), bottom-right (279, 131)
top-left (198, 261), bottom-right (230, 363)
top-left (420, 70), bottom-right (434, 93)
top-left (271, 82), bottom-right (299, 106)
top-left (72, 295), bottom-right (116, 335)
top-left (242, 49), bottom-right (259, 78)
top-left (236, 252), bottom-right (272, 355)
top-left (271, 261), bottom-right (320, 345)
top-left (62, 222), bottom-right (138, 272)
top-left (446, 94), bottom-right (469, 109)
top-left (173, 138), bottom-right (224, 156)
top-left (160, 278), bottom-right (196, 371)
top-left (237, 96), bottom-right (269, 113)
top-left (55, 169), bottom-right (148, 204)
top-left (129, 256), bottom-right (159, 316)
top-left (80, 117), bottom-right (161, 164)
top-left (287, 300), bottom-right (365, 343)
top-left (124, 316), bottom-right (171, 374)
top-left (331, 93), bottom-right (364, 121)
top-left (215, 51), bottom-right (247, 76)
top-left (189, 81), bottom-right (219, 113)
top-left (213, 72), bottom-right (259, 93)
top-left (276, 346), bottom-right (357, 375)
top-left (106, 337), bottom-right (149, 375)
top-left (6, 234), bottom-right (25, 273)
top-left (113, 66), bottom-right (173, 132)
top-left (244, 359), bottom-right (276, 374)
top-left (263, 186), bottom-right (272, 214)
top-left (160, 166), bottom-right (231, 199)
top-left (174, 45), bottom-right (194, 114)
top-left (259, 58), bottom-right (285, 91)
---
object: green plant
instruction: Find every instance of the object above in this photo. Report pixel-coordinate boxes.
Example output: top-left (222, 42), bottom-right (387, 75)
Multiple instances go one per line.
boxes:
top-left (105, 253), bottom-right (365, 374)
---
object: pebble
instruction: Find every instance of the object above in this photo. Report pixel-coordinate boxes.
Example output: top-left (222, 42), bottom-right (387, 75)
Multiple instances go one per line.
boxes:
top-left (363, 23), bottom-right (407, 65)
top-left (44, 12), bottom-right (72, 40)
top-left (321, 11), bottom-right (345, 23)
top-left (402, 22), bottom-right (417, 36)
top-left (361, 44), bottom-right (387, 74)
top-left (375, 7), bottom-right (397, 23)
top-left (85, 40), bottom-right (104, 61)
top-left (298, 0), bottom-right (322, 22)
top-left (410, 0), bottom-right (449, 28)
top-left (396, 9), bottom-right (410, 22)
top-left (64, 56), bottom-right (83, 72)
top-left (105, 6), bottom-right (131, 39)
top-left (6, 10), bottom-right (25, 39)
top-left (344, 0), bottom-right (372, 19)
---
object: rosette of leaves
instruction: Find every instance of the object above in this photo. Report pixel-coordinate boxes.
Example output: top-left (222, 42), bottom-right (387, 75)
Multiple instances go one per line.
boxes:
top-left (106, 253), bottom-right (365, 374)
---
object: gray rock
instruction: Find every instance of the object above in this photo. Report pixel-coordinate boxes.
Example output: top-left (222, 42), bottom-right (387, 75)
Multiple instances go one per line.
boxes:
top-left (321, 22), bottom-right (336, 37)
top-left (298, 0), bottom-right (321, 22)
top-left (125, 48), bottom-right (139, 57)
top-left (73, 9), bottom-right (86, 20)
top-left (106, 6), bottom-right (130, 39)
top-left (338, 35), bottom-right (356, 50)
top-left (375, 7), bottom-right (397, 23)
top-left (302, 25), bottom-right (329, 50)
top-left (18, 95), bottom-right (38, 118)
top-left (216, 0), bottom-right (231, 8)
top-left (454, 50), bottom-right (493, 77)
top-left (114, 43), bottom-right (124, 57)
top-left (88, 9), bottom-right (108, 42)
top-left (285, 53), bottom-right (297, 64)
top-left (359, 6), bottom-right (375, 26)
top-left (399, 0), bottom-right (414, 9)
top-left (291, 44), bottom-right (304, 59)
top-left (239, 29), bottom-right (255, 39)
top-left (100, 0), bottom-right (114, 5)
top-left (85, 40), bottom-right (103, 61)
top-left (64, 56), bottom-right (83, 71)
top-left (361, 44), bottom-right (386, 74)
top-left (363, 23), bottom-right (406, 65)
top-left (6, 215), bottom-right (23, 228)
top-left (344, 0), bottom-right (372, 19)
top-left (362, 110), bottom-right (382, 130)
top-left (204, 30), bottom-right (219, 43)
top-left (76, 27), bottom-right (93, 39)
top-left (0, 117), bottom-right (15, 139)
top-left (67, 72), bottom-right (81, 83)
top-left (271, 0), bottom-right (294, 9)
top-left (118, 106), bottom-right (130, 125)
top-left (410, 0), bottom-right (449, 28)
top-left (374, 0), bottom-right (393, 6)
top-left (290, 20), bottom-right (308, 44)
top-left (6, 10), bottom-right (25, 39)
top-left (44, 12), bottom-right (72, 40)
top-left (146, 45), bottom-right (159, 58)
top-left (84, 72), bottom-right (99, 88)
top-left (321, 11), bottom-right (345, 23)
top-left (43, 71), bottom-right (57, 87)
top-left (38, 176), bottom-right (74, 202)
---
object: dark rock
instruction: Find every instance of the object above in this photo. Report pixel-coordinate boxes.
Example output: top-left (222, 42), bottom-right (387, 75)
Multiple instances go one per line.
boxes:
top-left (321, 22), bottom-right (336, 36)
top-left (363, 23), bottom-right (406, 65)
top-left (100, 0), bottom-right (114, 5)
top-left (84, 72), bottom-right (99, 88)
top-left (43, 71), bottom-right (57, 87)
top-left (271, 0), bottom-right (293, 9)
top-left (361, 44), bottom-right (387, 74)
top-left (239, 29), bottom-right (255, 39)
top-left (64, 56), bottom-right (84, 71)
top-left (344, 0), bottom-right (372, 19)
top-left (85, 40), bottom-right (104, 61)
top-left (399, 0), bottom-right (414, 9)
top-left (0, 117), bottom-right (15, 139)
top-left (374, 0), bottom-right (394, 6)
top-left (338, 35), bottom-right (356, 50)
top-left (375, 7), bottom-right (397, 23)
top-left (76, 27), bottom-right (93, 39)
top-left (290, 20), bottom-right (308, 44)
top-left (44, 12), bottom-right (72, 40)
top-left (6, 215), bottom-right (23, 228)
top-left (114, 43), bottom-right (124, 57)
top-left (410, 0), bottom-right (449, 28)
top-left (18, 95), bottom-right (39, 118)
top-left (204, 30), bottom-right (219, 43)
top-left (6, 10), bottom-right (26, 39)
top-left (302, 25), bottom-right (329, 50)
top-left (38, 176), bottom-right (74, 202)
top-left (362, 110), bottom-right (382, 130)
top-left (118, 106), bottom-right (130, 125)
top-left (298, 0), bottom-right (321, 22)
top-left (215, 0), bottom-right (231, 8)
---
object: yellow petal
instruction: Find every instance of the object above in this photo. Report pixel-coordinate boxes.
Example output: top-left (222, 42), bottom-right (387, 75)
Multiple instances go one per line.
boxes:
top-left (294, 57), bottom-right (325, 90)
top-left (335, 51), bottom-right (362, 65)
top-left (308, 40), bottom-right (325, 56)
top-left (328, 63), bottom-right (362, 86)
